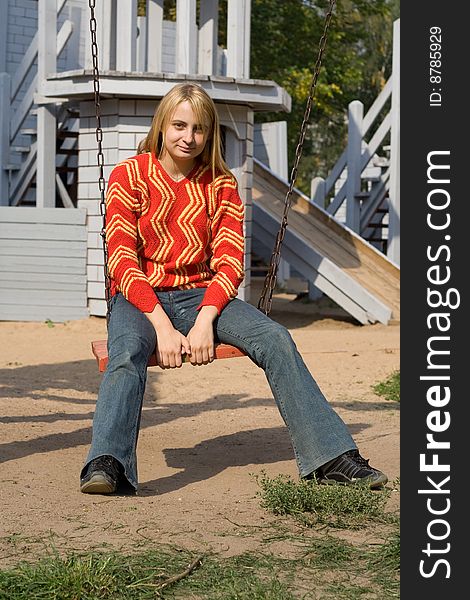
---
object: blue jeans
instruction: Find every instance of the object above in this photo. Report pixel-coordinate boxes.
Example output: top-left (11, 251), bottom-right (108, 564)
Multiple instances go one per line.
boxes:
top-left (82, 289), bottom-right (356, 489)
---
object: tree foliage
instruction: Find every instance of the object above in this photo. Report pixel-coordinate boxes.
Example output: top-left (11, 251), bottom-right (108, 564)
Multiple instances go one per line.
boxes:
top-left (250, 0), bottom-right (399, 192)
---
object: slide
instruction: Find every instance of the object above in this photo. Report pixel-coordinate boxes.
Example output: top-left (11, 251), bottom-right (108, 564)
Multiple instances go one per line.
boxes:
top-left (252, 159), bottom-right (400, 325)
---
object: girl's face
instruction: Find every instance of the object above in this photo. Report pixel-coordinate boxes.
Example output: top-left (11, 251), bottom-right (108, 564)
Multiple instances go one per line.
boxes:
top-left (162, 101), bottom-right (208, 163)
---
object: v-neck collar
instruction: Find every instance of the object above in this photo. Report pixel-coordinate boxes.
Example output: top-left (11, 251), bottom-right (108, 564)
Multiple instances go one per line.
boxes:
top-left (152, 153), bottom-right (202, 185)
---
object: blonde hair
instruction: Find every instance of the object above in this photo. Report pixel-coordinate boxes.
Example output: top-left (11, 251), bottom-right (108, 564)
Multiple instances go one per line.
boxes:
top-left (137, 83), bottom-right (232, 180)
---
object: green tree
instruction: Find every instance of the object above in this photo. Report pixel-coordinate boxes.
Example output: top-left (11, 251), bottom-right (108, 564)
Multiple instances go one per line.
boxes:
top-left (250, 0), bottom-right (399, 193)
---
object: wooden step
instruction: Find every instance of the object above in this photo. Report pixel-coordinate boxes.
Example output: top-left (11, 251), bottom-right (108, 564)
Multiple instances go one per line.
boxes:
top-left (19, 129), bottom-right (37, 136)
top-left (11, 145), bottom-right (31, 153)
top-left (373, 157), bottom-right (389, 167)
top-left (91, 339), bottom-right (246, 372)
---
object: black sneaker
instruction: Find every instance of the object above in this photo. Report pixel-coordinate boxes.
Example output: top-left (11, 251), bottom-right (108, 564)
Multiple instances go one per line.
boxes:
top-left (80, 455), bottom-right (123, 494)
top-left (309, 449), bottom-right (388, 489)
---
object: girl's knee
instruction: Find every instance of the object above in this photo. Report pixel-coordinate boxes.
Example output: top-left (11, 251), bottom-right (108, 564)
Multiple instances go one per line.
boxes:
top-left (270, 321), bottom-right (293, 342)
top-left (108, 333), bottom-right (155, 369)
top-left (264, 322), bottom-right (297, 356)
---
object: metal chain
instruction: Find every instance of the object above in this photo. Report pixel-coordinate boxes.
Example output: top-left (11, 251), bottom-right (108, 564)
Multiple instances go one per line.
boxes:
top-left (257, 0), bottom-right (336, 316)
top-left (88, 0), bottom-right (112, 325)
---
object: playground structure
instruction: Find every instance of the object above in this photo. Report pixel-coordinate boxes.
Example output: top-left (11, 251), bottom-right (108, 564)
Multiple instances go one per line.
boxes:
top-left (0, 1), bottom-right (399, 325)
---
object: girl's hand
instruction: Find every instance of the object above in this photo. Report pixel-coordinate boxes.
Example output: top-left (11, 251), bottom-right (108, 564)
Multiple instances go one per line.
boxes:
top-left (145, 304), bottom-right (191, 368)
top-left (156, 325), bottom-right (191, 368)
top-left (187, 306), bottom-right (218, 365)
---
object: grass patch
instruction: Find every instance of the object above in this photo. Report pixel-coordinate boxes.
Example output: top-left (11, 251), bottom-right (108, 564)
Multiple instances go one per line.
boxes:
top-left (0, 534), bottom-right (400, 600)
top-left (367, 530), bottom-right (400, 597)
top-left (185, 552), bottom-right (298, 599)
top-left (302, 533), bottom-right (400, 599)
top-left (256, 472), bottom-right (392, 529)
top-left (373, 371), bottom-right (400, 403)
top-left (302, 535), bottom-right (355, 569)
top-left (0, 547), bottom-right (298, 600)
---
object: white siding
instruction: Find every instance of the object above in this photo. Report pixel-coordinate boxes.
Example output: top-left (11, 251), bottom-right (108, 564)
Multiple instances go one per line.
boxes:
top-left (0, 207), bottom-right (89, 321)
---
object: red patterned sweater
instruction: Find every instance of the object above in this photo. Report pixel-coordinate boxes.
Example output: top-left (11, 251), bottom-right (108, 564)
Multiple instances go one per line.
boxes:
top-left (105, 152), bottom-right (245, 314)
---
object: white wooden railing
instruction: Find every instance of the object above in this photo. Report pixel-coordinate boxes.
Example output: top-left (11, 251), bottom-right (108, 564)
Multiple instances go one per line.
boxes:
top-left (310, 80), bottom-right (393, 232)
top-left (311, 19), bottom-right (400, 264)
top-left (87, 0), bottom-right (251, 78)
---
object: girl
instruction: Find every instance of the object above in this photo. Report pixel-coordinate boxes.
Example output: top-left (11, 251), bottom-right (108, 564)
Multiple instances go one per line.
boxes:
top-left (80, 83), bottom-right (387, 494)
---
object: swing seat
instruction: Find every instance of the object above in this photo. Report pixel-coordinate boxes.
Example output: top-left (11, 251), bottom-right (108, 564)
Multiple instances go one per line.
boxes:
top-left (91, 339), bottom-right (245, 372)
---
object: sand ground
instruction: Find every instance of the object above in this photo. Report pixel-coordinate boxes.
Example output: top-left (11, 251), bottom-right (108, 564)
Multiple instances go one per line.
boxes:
top-left (0, 285), bottom-right (399, 565)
